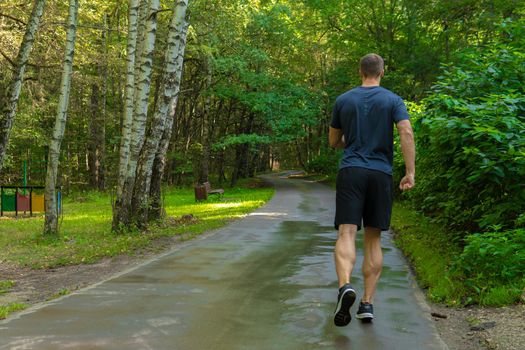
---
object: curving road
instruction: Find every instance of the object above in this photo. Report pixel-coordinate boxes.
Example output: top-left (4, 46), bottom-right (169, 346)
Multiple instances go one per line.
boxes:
top-left (0, 173), bottom-right (447, 350)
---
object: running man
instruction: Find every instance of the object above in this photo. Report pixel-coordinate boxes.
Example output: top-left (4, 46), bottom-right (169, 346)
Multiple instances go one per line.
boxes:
top-left (329, 53), bottom-right (416, 327)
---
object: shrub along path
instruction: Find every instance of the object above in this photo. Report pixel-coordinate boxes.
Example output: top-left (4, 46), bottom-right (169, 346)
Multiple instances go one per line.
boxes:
top-left (0, 173), bottom-right (447, 349)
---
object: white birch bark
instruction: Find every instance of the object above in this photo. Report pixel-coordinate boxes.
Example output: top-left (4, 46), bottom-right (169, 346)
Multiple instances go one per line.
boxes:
top-left (127, 0), bottom-right (159, 180)
top-left (132, 0), bottom-right (189, 227)
top-left (44, 0), bottom-right (79, 234)
top-left (116, 0), bottom-right (140, 197)
top-left (148, 118), bottom-right (173, 220)
top-left (133, 0), bottom-right (149, 92)
top-left (113, 0), bottom-right (159, 230)
top-left (0, 0), bottom-right (46, 174)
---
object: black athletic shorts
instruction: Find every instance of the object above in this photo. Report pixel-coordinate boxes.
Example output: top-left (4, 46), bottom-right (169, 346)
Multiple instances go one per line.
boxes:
top-left (335, 167), bottom-right (393, 231)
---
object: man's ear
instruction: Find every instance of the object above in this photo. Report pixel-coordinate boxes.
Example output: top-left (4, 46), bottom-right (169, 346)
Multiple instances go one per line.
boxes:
top-left (380, 69), bottom-right (385, 78)
top-left (359, 68), bottom-right (364, 78)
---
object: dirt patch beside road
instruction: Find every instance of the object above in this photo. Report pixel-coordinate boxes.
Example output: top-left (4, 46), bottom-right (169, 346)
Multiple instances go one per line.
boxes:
top-left (430, 302), bottom-right (525, 350)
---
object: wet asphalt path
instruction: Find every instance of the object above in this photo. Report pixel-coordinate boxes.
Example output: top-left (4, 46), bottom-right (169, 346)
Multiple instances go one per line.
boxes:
top-left (0, 173), bottom-right (447, 350)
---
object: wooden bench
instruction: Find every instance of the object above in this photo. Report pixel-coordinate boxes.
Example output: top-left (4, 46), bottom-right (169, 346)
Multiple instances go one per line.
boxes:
top-left (195, 181), bottom-right (224, 201)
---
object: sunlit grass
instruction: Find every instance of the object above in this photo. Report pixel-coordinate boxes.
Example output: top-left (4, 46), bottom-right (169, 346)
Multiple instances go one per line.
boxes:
top-left (0, 180), bottom-right (274, 269)
top-left (0, 303), bottom-right (27, 320)
top-left (0, 280), bottom-right (15, 295)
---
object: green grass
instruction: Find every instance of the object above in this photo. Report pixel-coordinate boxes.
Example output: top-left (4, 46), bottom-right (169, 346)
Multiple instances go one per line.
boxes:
top-left (392, 201), bottom-right (523, 306)
top-left (478, 285), bottom-right (522, 306)
top-left (0, 179), bottom-right (274, 269)
top-left (0, 303), bottom-right (27, 319)
top-left (0, 280), bottom-right (15, 295)
top-left (391, 201), bottom-right (465, 305)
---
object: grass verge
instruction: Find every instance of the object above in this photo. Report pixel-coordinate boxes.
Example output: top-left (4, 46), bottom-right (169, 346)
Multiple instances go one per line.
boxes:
top-left (0, 280), bottom-right (15, 295)
top-left (391, 201), bottom-right (464, 305)
top-left (0, 303), bottom-right (27, 320)
top-left (391, 201), bottom-right (524, 306)
top-left (0, 179), bottom-right (274, 269)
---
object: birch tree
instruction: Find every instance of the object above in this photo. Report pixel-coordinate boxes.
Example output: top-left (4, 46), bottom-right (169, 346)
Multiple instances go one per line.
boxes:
top-left (148, 117), bottom-right (173, 220)
top-left (0, 0), bottom-right (46, 174)
top-left (112, 0), bottom-right (160, 231)
top-left (44, 0), bottom-right (79, 234)
top-left (132, 0), bottom-right (189, 228)
top-left (116, 0), bottom-right (140, 198)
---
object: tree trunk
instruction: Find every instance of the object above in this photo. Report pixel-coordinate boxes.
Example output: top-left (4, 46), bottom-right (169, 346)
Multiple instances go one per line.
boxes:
top-left (113, 0), bottom-right (159, 231)
top-left (148, 116), bottom-right (172, 221)
top-left (132, 0), bottom-right (189, 228)
top-left (44, 0), bottom-right (79, 235)
top-left (216, 100), bottom-right (234, 186)
top-left (115, 0), bottom-right (139, 198)
top-left (87, 79), bottom-right (105, 190)
top-left (230, 144), bottom-right (242, 187)
top-left (233, 113), bottom-right (255, 184)
top-left (0, 0), bottom-right (46, 174)
top-left (295, 140), bottom-right (306, 170)
top-left (198, 56), bottom-right (212, 185)
top-left (88, 83), bottom-right (100, 189)
top-left (97, 13), bottom-right (108, 191)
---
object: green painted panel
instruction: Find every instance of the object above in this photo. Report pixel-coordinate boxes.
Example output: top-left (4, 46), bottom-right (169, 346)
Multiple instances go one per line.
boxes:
top-left (1, 193), bottom-right (16, 211)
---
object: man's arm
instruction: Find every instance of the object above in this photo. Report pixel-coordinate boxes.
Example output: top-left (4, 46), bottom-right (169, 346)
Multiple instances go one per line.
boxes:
top-left (328, 127), bottom-right (346, 149)
top-left (396, 119), bottom-right (415, 191)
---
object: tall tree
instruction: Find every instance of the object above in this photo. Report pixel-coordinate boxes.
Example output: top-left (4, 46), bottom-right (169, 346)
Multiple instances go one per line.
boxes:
top-left (44, 0), bottom-right (79, 234)
top-left (112, 0), bottom-right (160, 231)
top-left (0, 0), bottom-right (46, 174)
top-left (132, 0), bottom-right (189, 228)
top-left (116, 0), bottom-right (140, 198)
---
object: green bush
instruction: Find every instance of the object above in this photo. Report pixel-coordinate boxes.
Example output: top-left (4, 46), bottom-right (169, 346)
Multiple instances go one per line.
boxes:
top-left (407, 19), bottom-right (525, 233)
top-left (392, 20), bottom-right (525, 306)
top-left (306, 147), bottom-right (341, 174)
top-left (451, 229), bottom-right (525, 305)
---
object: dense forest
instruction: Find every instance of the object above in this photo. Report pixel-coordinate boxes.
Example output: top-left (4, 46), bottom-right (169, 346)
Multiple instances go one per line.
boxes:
top-left (0, 0), bottom-right (524, 301)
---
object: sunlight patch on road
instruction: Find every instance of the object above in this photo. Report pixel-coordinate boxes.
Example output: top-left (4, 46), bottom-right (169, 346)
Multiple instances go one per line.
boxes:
top-left (248, 212), bottom-right (288, 217)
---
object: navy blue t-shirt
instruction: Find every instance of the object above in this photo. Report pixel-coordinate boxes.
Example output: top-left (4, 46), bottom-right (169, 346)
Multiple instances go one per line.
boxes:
top-left (331, 86), bottom-right (410, 175)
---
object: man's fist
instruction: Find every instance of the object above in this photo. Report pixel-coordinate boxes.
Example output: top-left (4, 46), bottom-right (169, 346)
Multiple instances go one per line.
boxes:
top-left (399, 174), bottom-right (415, 191)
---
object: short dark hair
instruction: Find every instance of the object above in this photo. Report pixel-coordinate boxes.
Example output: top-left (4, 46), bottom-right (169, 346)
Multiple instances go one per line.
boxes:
top-left (360, 53), bottom-right (384, 78)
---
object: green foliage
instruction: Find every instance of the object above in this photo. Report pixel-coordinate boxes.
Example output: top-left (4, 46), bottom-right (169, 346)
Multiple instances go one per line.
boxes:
top-left (305, 147), bottom-right (341, 174)
top-left (407, 19), bottom-right (525, 232)
top-left (452, 230), bottom-right (525, 305)
top-left (392, 202), bottom-right (524, 306)
top-left (477, 285), bottom-right (523, 307)
top-left (391, 19), bottom-right (525, 306)
top-left (391, 202), bottom-right (464, 305)
top-left (214, 134), bottom-right (271, 150)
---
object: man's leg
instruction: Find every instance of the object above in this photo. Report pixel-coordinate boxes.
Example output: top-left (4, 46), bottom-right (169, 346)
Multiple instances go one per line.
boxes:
top-left (333, 223), bottom-right (358, 326)
top-left (334, 223), bottom-right (357, 287)
top-left (362, 226), bottom-right (382, 303)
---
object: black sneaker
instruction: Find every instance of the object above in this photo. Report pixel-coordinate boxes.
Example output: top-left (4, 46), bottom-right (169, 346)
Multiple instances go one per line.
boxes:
top-left (356, 302), bottom-right (374, 323)
top-left (333, 284), bottom-right (356, 327)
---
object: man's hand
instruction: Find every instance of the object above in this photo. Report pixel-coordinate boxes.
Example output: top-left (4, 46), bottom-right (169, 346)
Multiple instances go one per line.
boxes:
top-left (399, 173), bottom-right (415, 191)
top-left (396, 120), bottom-right (416, 191)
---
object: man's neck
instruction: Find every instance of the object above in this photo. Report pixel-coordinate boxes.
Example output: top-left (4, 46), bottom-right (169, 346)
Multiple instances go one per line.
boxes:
top-left (361, 78), bottom-right (381, 87)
